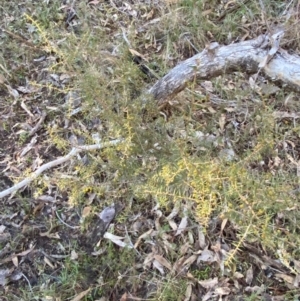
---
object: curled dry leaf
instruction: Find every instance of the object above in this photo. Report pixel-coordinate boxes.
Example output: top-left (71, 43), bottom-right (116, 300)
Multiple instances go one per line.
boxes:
top-left (153, 254), bottom-right (172, 271)
top-left (198, 277), bottom-right (218, 289)
top-left (143, 252), bottom-right (155, 269)
top-left (91, 247), bottom-right (106, 256)
top-left (180, 242), bottom-right (191, 255)
top-left (103, 232), bottom-right (133, 248)
top-left (182, 255), bottom-right (198, 268)
top-left (153, 259), bottom-right (165, 275)
top-left (166, 207), bottom-right (179, 220)
top-left (168, 219), bottom-right (178, 231)
top-left (175, 216), bottom-right (188, 236)
top-left (44, 256), bottom-right (55, 269)
top-left (134, 229), bottom-right (153, 249)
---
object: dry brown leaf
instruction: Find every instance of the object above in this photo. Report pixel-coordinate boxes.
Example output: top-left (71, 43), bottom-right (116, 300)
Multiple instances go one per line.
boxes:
top-left (120, 292), bottom-right (128, 301)
top-left (129, 49), bottom-right (148, 61)
top-left (40, 230), bottom-right (61, 239)
top-left (168, 219), bottom-right (178, 231)
top-left (166, 207), bottom-right (179, 220)
top-left (91, 247), bottom-right (106, 256)
top-left (220, 218), bottom-right (228, 233)
top-left (175, 216), bottom-right (188, 236)
top-left (70, 250), bottom-right (78, 261)
top-left (202, 291), bottom-right (213, 301)
top-left (0, 74), bottom-right (6, 84)
top-left (12, 256), bottom-right (18, 267)
top-left (143, 252), bottom-right (155, 269)
top-left (184, 282), bottom-right (193, 301)
top-left (182, 255), bottom-right (197, 268)
top-left (202, 9), bottom-right (213, 16)
top-left (33, 202), bottom-right (45, 215)
top-left (162, 238), bottom-right (176, 254)
top-left (234, 272), bottom-right (244, 279)
top-left (44, 256), bottom-right (55, 269)
top-left (153, 259), bottom-right (165, 275)
top-left (153, 255), bottom-right (172, 270)
top-left (16, 245), bottom-right (35, 257)
top-left (82, 206), bottom-right (92, 219)
top-left (180, 242), bottom-right (190, 255)
top-left (207, 106), bottom-right (216, 114)
top-left (70, 288), bottom-right (91, 301)
top-left (172, 256), bottom-right (187, 273)
top-left (198, 277), bottom-right (218, 289)
top-left (275, 273), bottom-right (295, 284)
top-left (215, 286), bottom-right (231, 296)
top-left (146, 9), bottom-right (154, 20)
top-left (134, 229), bottom-right (153, 248)
top-left (103, 232), bottom-right (133, 248)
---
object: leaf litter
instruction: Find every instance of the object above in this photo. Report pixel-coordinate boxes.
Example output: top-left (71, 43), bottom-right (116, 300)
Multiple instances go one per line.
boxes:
top-left (0, 0), bottom-right (300, 300)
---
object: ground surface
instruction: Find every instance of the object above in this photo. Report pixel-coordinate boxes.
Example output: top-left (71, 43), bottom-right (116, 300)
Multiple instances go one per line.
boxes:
top-left (1, 0), bottom-right (300, 300)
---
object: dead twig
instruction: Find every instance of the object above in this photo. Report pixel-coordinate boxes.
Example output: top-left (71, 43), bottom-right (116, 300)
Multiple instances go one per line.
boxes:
top-left (0, 139), bottom-right (122, 199)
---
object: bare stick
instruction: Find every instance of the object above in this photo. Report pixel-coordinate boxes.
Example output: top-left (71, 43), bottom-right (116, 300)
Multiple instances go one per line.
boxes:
top-left (0, 139), bottom-right (122, 199)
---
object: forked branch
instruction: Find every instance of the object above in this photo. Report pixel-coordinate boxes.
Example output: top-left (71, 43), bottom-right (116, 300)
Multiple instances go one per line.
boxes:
top-left (0, 140), bottom-right (122, 199)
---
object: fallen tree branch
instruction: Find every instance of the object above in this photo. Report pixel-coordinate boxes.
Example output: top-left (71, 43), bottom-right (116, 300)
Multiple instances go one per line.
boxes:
top-left (0, 140), bottom-right (122, 199)
top-left (148, 34), bottom-right (300, 104)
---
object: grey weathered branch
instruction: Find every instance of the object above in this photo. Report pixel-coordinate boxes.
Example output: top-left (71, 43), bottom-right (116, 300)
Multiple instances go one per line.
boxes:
top-left (148, 34), bottom-right (300, 104)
